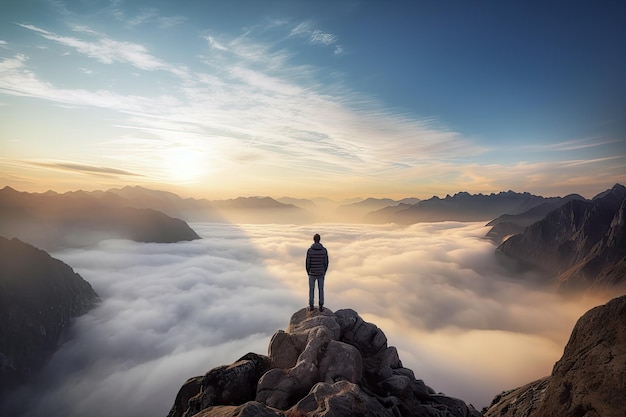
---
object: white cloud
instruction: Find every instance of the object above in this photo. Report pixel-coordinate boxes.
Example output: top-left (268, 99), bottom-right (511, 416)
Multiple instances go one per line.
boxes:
top-left (0, 222), bottom-right (615, 417)
top-left (205, 35), bottom-right (228, 51)
top-left (310, 29), bottom-right (337, 45)
top-left (17, 23), bottom-right (183, 74)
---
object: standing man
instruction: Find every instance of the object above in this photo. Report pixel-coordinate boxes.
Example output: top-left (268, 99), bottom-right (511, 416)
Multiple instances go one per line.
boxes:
top-left (306, 233), bottom-right (329, 312)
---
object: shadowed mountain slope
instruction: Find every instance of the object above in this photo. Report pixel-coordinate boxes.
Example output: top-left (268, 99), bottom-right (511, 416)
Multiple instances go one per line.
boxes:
top-left (0, 237), bottom-right (98, 395)
top-left (485, 194), bottom-right (585, 244)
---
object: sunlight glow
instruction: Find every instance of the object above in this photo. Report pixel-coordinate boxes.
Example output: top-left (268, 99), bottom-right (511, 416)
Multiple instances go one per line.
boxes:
top-left (163, 147), bottom-right (207, 183)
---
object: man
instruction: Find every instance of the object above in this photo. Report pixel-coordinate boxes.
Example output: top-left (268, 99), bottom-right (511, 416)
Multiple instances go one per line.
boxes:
top-left (305, 233), bottom-right (329, 312)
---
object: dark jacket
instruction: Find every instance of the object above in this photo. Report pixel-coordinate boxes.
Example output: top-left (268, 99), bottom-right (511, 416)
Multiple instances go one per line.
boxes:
top-left (306, 242), bottom-right (329, 276)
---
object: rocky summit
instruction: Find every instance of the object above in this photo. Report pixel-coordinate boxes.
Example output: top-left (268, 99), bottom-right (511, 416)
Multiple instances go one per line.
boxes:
top-left (484, 294), bottom-right (626, 417)
top-left (168, 308), bottom-right (483, 417)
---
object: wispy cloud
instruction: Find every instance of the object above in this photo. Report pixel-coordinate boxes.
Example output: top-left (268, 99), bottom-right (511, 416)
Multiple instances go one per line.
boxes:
top-left (127, 8), bottom-right (187, 28)
top-left (310, 29), bottom-right (337, 45)
top-left (289, 21), bottom-right (343, 53)
top-left (204, 35), bottom-right (228, 51)
top-left (520, 137), bottom-right (623, 152)
top-left (17, 23), bottom-right (184, 75)
top-left (26, 160), bottom-right (144, 177)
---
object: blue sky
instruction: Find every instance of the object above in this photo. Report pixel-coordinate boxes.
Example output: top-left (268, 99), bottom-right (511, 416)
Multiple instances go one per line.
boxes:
top-left (1, 0), bottom-right (624, 199)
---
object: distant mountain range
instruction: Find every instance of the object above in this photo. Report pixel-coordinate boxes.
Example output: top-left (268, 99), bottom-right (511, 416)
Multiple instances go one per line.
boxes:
top-left (0, 237), bottom-right (98, 395)
top-left (374, 191), bottom-right (569, 224)
top-left (497, 184), bottom-right (626, 292)
top-left (2, 183), bottom-right (624, 291)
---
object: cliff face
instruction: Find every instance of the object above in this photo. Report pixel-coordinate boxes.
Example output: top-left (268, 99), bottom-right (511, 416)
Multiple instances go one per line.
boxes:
top-left (168, 308), bottom-right (483, 417)
top-left (497, 184), bottom-right (626, 291)
top-left (0, 186), bottom-right (201, 250)
top-left (0, 237), bottom-right (99, 394)
top-left (484, 295), bottom-right (626, 417)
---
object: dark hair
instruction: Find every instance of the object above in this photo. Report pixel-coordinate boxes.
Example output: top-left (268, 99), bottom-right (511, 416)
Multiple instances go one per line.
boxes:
top-left (313, 233), bottom-right (321, 242)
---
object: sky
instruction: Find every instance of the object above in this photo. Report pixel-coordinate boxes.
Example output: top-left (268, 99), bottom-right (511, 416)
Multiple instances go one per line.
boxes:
top-left (1, 222), bottom-right (614, 417)
top-left (0, 0), bottom-right (625, 199)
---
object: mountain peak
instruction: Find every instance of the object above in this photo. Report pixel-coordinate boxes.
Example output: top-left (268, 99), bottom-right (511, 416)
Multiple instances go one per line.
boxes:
top-left (168, 308), bottom-right (482, 417)
top-left (592, 183), bottom-right (626, 201)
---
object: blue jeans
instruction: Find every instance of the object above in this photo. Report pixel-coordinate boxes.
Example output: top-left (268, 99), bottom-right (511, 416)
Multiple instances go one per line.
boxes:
top-left (308, 275), bottom-right (325, 306)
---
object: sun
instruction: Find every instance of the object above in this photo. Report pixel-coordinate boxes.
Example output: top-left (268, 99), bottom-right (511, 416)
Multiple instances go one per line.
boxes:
top-left (164, 147), bottom-right (207, 183)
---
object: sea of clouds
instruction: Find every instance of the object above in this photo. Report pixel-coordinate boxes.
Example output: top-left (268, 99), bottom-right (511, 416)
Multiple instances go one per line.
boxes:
top-left (2, 222), bottom-right (613, 416)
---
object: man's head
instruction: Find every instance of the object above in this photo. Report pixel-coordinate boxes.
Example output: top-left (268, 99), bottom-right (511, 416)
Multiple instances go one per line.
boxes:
top-left (313, 233), bottom-right (320, 242)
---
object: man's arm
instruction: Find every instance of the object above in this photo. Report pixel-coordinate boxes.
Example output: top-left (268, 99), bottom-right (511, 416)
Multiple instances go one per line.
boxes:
top-left (305, 250), bottom-right (311, 274)
top-left (324, 249), bottom-right (329, 273)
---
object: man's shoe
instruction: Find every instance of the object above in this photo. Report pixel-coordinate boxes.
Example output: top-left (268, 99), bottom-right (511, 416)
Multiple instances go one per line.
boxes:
top-left (309, 305), bottom-right (314, 311)
top-left (319, 305), bottom-right (324, 312)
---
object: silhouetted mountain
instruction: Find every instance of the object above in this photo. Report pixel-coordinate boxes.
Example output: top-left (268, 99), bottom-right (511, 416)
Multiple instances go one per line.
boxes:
top-left (0, 186), bottom-right (201, 250)
top-left (485, 194), bottom-right (585, 243)
top-left (365, 203), bottom-right (414, 223)
top-left (277, 197), bottom-right (317, 210)
top-left (103, 186), bottom-right (223, 221)
top-left (106, 187), bottom-right (309, 224)
top-left (497, 184), bottom-right (626, 291)
top-left (210, 196), bottom-right (309, 223)
top-left (336, 197), bottom-right (421, 223)
top-left (484, 295), bottom-right (626, 417)
top-left (0, 237), bottom-right (98, 395)
top-left (168, 308), bottom-right (483, 417)
top-left (388, 191), bottom-right (558, 224)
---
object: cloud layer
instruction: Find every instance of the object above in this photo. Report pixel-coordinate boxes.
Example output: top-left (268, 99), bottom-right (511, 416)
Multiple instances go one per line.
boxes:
top-left (1, 222), bottom-right (614, 416)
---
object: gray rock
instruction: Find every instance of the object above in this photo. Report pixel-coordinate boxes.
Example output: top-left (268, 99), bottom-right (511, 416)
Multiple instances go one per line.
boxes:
top-left (319, 340), bottom-right (363, 383)
top-left (268, 330), bottom-right (298, 369)
top-left (289, 381), bottom-right (395, 417)
top-left (192, 401), bottom-right (283, 417)
top-left (167, 376), bottom-right (203, 417)
top-left (184, 353), bottom-right (270, 416)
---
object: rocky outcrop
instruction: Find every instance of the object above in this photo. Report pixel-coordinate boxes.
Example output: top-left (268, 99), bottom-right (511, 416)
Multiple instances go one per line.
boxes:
top-left (0, 237), bottom-right (99, 394)
top-left (497, 184), bottom-right (626, 291)
top-left (484, 295), bottom-right (626, 417)
top-left (0, 186), bottom-right (200, 250)
top-left (168, 308), bottom-right (483, 417)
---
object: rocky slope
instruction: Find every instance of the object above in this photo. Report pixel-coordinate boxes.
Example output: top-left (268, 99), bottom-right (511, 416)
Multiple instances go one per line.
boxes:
top-left (497, 184), bottom-right (626, 291)
top-left (484, 294), bottom-right (626, 417)
top-left (0, 237), bottom-right (99, 395)
top-left (485, 194), bottom-right (584, 244)
top-left (168, 308), bottom-right (483, 417)
top-left (0, 186), bottom-right (201, 250)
